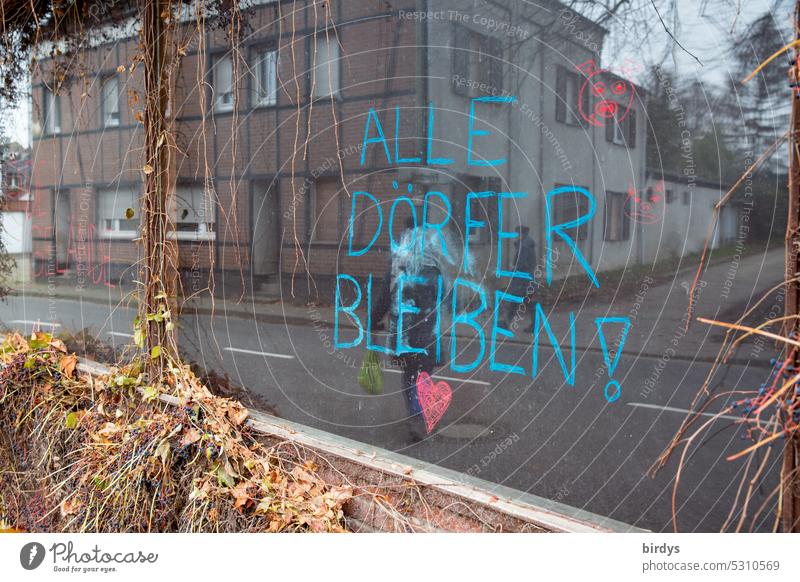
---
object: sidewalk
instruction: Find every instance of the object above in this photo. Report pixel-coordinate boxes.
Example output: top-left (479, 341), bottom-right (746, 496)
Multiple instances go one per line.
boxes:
top-left (9, 248), bottom-right (783, 363)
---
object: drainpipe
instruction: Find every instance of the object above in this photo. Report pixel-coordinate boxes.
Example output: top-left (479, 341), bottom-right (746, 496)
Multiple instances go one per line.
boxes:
top-left (638, 91), bottom-right (648, 265)
top-left (538, 46), bottom-right (545, 266)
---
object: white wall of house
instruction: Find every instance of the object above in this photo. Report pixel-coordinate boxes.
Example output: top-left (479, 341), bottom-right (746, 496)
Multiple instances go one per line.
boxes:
top-left (638, 174), bottom-right (739, 265)
top-left (0, 210), bottom-right (32, 282)
top-left (421, 0), bottom-right (647, 285)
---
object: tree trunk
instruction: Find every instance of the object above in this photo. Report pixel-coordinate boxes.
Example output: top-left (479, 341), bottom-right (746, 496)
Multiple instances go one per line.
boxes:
top-left (140, 0), bottom-right (177, 381)
top-left (782, 0), bottom-right (800, 534)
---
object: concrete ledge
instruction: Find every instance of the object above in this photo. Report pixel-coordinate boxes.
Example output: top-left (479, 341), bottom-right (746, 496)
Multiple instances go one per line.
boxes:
top-left (73, 359), bottom-right (646, 532)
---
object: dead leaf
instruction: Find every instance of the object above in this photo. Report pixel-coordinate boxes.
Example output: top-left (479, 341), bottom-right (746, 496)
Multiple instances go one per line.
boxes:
top-left (59, 354), bottom-right (78, 378)
top-left (59, 497), bottom-right (82, 517)
top-left (232, 482), bottom-right (251, 511)
top-left (180, 428), bottom-right (202, 446)
top-left (142, 164), bottom-right (154, 175)
top-left (50, 338), bottom-right (67, 353)
top-left (116, 64), bottom-right (126, 73)
top-left (227, 405), bottom-right (248, 426)
top-left (97, 422), bottom-right (122, 439)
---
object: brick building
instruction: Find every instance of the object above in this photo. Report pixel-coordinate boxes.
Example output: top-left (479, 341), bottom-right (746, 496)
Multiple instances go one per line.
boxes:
top-left (28, 0), bottom-right (648, 301)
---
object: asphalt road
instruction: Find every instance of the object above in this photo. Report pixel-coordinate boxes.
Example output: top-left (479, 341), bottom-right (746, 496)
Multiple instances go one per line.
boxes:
top-left (0, 249), bottom-right (786, 532)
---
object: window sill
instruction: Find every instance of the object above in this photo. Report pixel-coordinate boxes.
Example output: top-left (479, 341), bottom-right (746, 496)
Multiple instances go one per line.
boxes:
top-left (99, 231), bottom-right (138, 240)
top-left (170, 232), bottom-right (217, 242)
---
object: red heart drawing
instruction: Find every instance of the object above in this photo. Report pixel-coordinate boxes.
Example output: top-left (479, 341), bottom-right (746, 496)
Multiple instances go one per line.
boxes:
top-left (415, 372), bottom-right (452, 434)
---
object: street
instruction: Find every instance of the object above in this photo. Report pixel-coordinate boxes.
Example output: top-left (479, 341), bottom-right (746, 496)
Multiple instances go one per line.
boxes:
top-left (0, 248), bottom-right (785, 532)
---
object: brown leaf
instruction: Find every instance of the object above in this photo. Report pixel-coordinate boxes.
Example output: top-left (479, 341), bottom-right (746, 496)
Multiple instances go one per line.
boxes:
top-left (326, 486), bottom-right (353, 506)
top-left (59, 497), bottom-right (82, 517)
top-left (97, 422), bottom-right (122, 439)
top-left (227, 404), bottom-right (249, 426)
top-left (232, 482), bottom-right (251, 511)
top-left (59, 354), bottom-right (78, 378)
top-left (180, 428), bottom-right (202, 446)
top-left (50, 338), bottom-right (67, 353)
top-left (290, 466), bottom-right (317, 484)
top-left (142, 164), bottom-right (154, 175)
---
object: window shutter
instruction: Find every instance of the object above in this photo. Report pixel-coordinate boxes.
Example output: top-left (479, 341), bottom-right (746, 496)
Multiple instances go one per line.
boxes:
top-left (622, 201), bottom-right (631, 240)
top-left (453, 25), bottom-right (470, 96)
top-left (555, 67), bottom-right (566, 123)
top-left (580, 76), bottom-right (590, 126)
top-left (627, 110), bottom-right (637, 147)
top-left (605, 116), bottom-right (614, 142)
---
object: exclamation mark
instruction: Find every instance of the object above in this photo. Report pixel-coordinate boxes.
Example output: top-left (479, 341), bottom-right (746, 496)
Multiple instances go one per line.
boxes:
top-left (595, 317), bottom-right (632, 402)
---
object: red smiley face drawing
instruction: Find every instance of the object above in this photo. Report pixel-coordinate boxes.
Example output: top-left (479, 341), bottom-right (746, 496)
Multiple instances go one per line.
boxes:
top-left (576, 60), bottom-right (635, 127)
top-left (625, 181), bottom-right (664, 225)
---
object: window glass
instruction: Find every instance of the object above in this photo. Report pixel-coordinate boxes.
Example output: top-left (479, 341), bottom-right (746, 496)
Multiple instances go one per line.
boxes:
top-left (174, 186), bottom-right (216, 239)
top-left (313, 36), bottom-right (339, 98)
top-left (253, 49), bottom-right (277, 106)
top-left (43, 88), bottom-right (61, 134)
top-left (311, 177), bottom-right (339, 241)
top-left (102, 76), bottom-right (120, 127)
top-left (11, 2), bottom-right (789, 535)
top-left (214, 54), bottom-right (234, 111)
top-left (98, 188), bottom-right (139, 237)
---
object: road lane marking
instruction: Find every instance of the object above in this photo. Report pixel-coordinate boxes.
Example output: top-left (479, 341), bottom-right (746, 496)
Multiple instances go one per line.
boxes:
top-left (224, 347), bottom-right (295, 360)
top-left (8, 320), bottom-right (61, 328)
top-left (107, 332), bottom-right (134, 338)
top-left (384, 368), bottom-right (490, 387)
top-left (627, 402), bottom-right (742, 422)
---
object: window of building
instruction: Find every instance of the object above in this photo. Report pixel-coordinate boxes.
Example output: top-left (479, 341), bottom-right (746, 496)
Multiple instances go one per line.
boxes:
top-left (551, 185), bottom-right (590, 242)
top-left (213, 54), bottom-right (235, 112)
top-left (174, 186), bottom-right (216, 240)
top-left (604, 191), bottom-right (630, 242)
top-left (252, 48), bottom-right (278, 107)
top-left (98, 188), bottom-right (139, 238)
top-left (556, 66), bottom-right (588, 126)
top-left (606, 110), bottom-right (637, 147)
top-left (43, 88), bottom-right (61, 134)
top-left (452, 26), bottom-right (503, 97)
top-left (665, 189), bottom-right (675, 204)
top-left (312, 36), bottom-right (340, 98)
top-left (101, 76), bottom-right (120, 127)
top-left (682, 190), bottom-right (690, 205)
top-left (311, 177), bottom-right (340, 242)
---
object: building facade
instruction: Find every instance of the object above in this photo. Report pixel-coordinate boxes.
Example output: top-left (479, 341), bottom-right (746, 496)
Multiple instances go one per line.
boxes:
top-left (28, 0), bottom-right (653, 301)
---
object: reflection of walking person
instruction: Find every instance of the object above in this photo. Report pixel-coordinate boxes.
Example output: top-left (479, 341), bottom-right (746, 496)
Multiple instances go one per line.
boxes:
top-left (371, 217), bottom-right (441, 442)
top-left (500, 225), bottom-right (537, 330)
